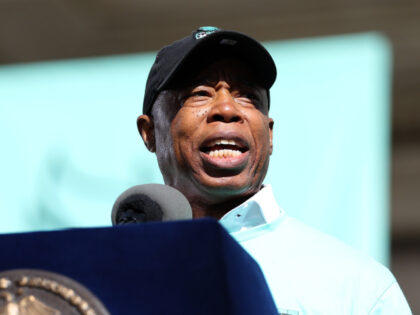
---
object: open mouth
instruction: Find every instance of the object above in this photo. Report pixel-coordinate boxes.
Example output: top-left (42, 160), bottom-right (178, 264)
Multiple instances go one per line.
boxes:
top-left (200, 139), bottom-right (248, 158)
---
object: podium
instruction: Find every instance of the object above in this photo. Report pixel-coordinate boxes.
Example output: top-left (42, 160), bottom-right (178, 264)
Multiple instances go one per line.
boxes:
top-left (0, 219), bottom-right (277, 314)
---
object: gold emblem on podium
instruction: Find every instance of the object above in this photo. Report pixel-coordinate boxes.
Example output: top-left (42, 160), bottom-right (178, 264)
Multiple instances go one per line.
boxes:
top-left (0, 270), bottom-right (109, 315)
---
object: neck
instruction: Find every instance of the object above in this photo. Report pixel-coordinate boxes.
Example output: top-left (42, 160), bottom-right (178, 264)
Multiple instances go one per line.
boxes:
top-left (188, 191), bottom-right (257, 220)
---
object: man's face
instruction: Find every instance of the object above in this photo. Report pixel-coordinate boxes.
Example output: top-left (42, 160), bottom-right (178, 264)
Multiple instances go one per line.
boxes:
top-left (140, 59), bottom-right (273, 207)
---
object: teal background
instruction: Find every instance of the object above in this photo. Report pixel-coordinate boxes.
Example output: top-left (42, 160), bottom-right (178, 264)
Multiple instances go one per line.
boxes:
top-left (0, 32), bottom-right (391, 265)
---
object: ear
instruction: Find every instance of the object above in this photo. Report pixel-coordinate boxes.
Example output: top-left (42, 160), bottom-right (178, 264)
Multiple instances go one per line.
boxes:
top-left (137, 115), bottom-right (156, 152)
top-left (268, 118), bottom-right (274, 155)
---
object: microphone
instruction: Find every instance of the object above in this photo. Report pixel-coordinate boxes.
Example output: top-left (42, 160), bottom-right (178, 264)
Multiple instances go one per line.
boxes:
top-left (111, 184), bottom-right (192, 225)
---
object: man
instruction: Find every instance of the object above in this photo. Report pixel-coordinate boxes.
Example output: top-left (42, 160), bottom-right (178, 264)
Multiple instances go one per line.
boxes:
top-left (137, 27), bottom-right (412, 314)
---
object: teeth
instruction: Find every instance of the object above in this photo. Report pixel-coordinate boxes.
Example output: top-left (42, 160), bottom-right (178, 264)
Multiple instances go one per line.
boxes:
top-left (205, 139), bottom-right (245, 158)
top-left (209, 149), bottom-right (242, 158)
top-left (209, 139), bottom-right (238, 146)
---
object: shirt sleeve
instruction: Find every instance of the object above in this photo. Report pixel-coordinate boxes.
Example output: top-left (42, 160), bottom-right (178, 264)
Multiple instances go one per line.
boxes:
top-left (368, 282), bottom-right (412, 315)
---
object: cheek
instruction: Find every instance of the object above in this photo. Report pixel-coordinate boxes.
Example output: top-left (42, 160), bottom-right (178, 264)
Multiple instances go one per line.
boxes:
top-left (196, 108), bottom-right (210, 119)
top-left (171, 108), bottom-right (208, 135)
top-left (170, 108), bottom-right (206, 156)
top-left (249, 115), bottom-right (272, 153)
top-left (171, 111), bottom-right (192, 140)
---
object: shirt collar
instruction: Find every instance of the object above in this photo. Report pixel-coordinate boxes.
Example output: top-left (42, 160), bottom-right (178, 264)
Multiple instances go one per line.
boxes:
top-left (219, 185), bottom-right (283, 234)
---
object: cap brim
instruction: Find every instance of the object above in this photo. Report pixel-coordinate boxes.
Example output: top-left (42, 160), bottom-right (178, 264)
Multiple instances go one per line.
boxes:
top-left (158, 30), bottom-right (277, 91)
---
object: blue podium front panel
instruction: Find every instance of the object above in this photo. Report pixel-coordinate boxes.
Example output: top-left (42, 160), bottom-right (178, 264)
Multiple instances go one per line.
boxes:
top-left (0, 219), bottom-right (277, 314)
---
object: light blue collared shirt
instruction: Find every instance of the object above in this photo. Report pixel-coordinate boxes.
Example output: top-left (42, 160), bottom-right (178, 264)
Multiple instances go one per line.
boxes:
top-left (220, 185), bottom-right (412, 315)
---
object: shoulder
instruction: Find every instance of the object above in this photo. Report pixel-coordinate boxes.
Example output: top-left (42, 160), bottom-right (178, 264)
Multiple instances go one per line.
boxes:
top-left (283, 216), bottom-right (396, 287)
top-left (237, 215), bottom-right (410, 313)
top-left (280, 216), bottom-right (390, 269)
top-left (255, 215), bottom-right (395, 285)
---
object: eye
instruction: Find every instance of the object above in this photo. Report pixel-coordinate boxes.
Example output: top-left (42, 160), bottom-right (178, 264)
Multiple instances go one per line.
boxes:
top-left (182, 86), bottom-right (213, 107)
top-left (242, 93), bottom-right (258, 101)
top-left (191, 90), bottom-right (211, 97)
top-left (234, 91), bottom-right (261, 107)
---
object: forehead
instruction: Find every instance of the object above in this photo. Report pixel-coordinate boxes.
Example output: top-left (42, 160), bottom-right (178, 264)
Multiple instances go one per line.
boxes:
top-left (153, 58), bottom-right (269, 119)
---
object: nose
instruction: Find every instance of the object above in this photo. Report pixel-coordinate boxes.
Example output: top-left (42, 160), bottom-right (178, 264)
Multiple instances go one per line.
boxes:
top-left (207, 88), bottom-right (243, 124)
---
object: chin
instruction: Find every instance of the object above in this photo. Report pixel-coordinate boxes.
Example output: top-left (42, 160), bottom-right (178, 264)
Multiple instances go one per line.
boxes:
top-left (195, 174), bottom-right (261, 198)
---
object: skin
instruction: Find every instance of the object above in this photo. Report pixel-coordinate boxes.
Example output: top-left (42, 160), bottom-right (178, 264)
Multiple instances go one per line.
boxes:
top-left (138, 59), bottom-right (274, 219)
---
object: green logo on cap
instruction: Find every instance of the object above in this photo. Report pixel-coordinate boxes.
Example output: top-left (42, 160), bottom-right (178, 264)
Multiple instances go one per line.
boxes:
top-left (195, 26), bottom-right (220, 39)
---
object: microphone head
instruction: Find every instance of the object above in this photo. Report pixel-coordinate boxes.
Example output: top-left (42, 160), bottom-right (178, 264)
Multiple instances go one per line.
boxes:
top-left (111, 184), bottom-right (192, 225)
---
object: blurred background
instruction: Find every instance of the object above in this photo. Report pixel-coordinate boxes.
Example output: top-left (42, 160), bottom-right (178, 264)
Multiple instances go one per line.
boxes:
top-left (0, 0), bottom-right (419, 312)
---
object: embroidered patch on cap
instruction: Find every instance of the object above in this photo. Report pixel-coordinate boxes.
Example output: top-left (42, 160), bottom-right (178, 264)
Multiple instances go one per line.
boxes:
top-left (195, 26), bottom-right (220, 39)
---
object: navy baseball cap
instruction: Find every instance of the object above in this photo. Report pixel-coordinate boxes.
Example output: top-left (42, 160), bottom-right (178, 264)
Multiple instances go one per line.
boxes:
top-left (143, 26), bottom-right (277, 115)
